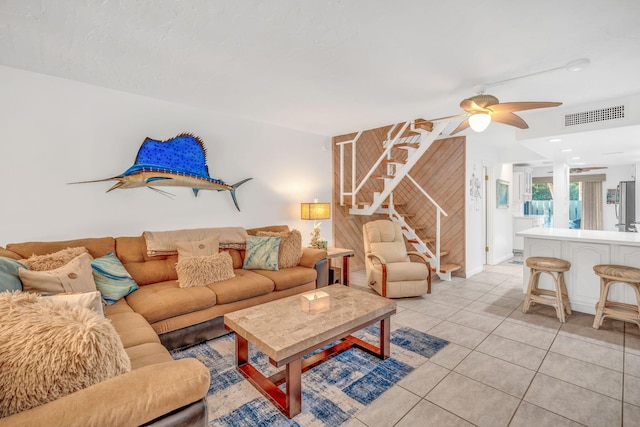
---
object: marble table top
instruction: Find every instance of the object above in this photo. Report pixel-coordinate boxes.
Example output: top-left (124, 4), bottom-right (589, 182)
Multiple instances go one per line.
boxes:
top-left (224, 285), bottom-right (396, 364)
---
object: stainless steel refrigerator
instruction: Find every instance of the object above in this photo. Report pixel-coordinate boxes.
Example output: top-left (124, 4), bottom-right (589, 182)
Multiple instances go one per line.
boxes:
top-left (616, 181), bottom-right (636, 232)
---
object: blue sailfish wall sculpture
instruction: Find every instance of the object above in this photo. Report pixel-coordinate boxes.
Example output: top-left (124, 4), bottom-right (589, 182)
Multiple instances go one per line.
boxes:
top-left (72, 133), bottom-right (252, 211)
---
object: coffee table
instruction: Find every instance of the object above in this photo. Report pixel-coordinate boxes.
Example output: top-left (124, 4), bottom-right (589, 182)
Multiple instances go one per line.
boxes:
top-left (224, 285), bottom-right (396, 418)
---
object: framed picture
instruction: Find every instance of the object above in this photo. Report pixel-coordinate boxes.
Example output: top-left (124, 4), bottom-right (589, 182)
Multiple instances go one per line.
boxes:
top-left (496, 179), bottom-right (509, 208)
top-left (606, 188), bottom-right (617, 204)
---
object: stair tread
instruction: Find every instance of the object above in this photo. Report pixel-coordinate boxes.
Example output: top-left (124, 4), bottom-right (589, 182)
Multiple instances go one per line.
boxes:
top-left (382, 159), bottom-right (406, 165)
top-left (394, 142), bottom-right (419, 149)
top-left (432, 263), bottom-right (462, 273)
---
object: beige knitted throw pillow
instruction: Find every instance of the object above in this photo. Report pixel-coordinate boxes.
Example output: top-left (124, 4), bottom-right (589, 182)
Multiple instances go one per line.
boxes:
top-left (257, 229), bottom-right (302, 268)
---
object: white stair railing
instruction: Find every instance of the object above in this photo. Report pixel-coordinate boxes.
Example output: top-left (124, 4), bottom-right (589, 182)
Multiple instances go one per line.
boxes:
top-left (339, 119), bottom-right (448, 215)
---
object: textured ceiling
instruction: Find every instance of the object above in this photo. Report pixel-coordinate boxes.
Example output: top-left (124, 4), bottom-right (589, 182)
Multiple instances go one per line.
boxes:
top-left (2, 0), bottom-right (640, 145)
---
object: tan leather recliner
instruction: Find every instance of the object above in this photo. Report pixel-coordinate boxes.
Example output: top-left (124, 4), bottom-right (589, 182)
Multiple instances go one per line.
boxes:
top-left (363, 220), bottom-right (431, 298)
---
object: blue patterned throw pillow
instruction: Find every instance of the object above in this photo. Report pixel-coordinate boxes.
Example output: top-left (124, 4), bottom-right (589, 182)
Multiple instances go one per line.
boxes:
top-left (242, 236), bottom-right (280, 271)
top-left (0, 257), bottom-right (27, 292)
top-left (91, 253), bottom-right (139, 304)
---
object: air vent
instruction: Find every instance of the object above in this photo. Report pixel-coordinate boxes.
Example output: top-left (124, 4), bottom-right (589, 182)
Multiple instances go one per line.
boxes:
top-left (565, 105), bottom-right (625, 127)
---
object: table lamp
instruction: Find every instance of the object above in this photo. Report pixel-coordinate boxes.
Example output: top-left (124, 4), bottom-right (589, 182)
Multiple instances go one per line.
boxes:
top-left (300, 201), bottom-right (330, 249)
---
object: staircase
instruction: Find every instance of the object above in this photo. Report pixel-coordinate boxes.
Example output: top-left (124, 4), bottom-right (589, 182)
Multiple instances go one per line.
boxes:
top-left (337, 118), bottom-right (462, 281)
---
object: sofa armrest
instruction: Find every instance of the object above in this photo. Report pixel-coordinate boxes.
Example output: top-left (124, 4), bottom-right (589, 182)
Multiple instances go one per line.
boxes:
top-left (0, 246), bottom-right (21, 260)
top-left (1, 358), bottom-right (210, 427)
top-left (299, 248), bottom-right (327, 268)
top-left (300, 248), bottom-right (328, 288)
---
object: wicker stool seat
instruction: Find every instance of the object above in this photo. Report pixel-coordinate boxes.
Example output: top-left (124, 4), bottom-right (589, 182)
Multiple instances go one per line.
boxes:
top-left (592, 264), bottom-right (640, 331)
top-left (523, 257), bottom-right (572, 322)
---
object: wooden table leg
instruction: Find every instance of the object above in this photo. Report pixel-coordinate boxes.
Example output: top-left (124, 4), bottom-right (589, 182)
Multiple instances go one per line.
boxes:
top-left (342, 255), bottom-right (350, 286)
top-left (380, 317), bottom-right (390, 359)
top-left (236, 334), bottom-right (248, 366)
top-left (286, 359), bottom-right (302, 418)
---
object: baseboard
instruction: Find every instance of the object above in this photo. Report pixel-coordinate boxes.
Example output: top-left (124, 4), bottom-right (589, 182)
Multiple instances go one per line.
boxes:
top-left (465, 266), bottom-right (484, 278)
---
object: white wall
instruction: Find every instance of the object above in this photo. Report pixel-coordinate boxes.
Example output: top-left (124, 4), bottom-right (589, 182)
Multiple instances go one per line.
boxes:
top-left (0, 66), bottom-right (332, 245)
top-left (465, 127), bottom-right (520, 275)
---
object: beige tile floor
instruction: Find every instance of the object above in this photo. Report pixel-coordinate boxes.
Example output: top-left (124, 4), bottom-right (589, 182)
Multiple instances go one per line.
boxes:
top-left (343, 259), bottom-right (640, 427)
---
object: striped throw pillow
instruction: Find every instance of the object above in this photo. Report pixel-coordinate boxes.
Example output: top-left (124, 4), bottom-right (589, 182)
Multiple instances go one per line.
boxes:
top-left (91, 253), bottom-right (139, 304)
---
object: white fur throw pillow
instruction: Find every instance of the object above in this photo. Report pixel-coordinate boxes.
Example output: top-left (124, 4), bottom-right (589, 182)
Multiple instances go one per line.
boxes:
top-left (0, 291), bottom-right (130, 417)
top-left (22, 246), bottom-right (89, 271)
top-left (176, 251), bottom-right (235, 288)
top-left (257, 229), bottom-right (303, 268)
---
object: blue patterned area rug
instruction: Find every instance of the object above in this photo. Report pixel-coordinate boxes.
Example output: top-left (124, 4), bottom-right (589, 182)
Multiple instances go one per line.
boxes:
top-left (172, 325), bottom-right (449, 427)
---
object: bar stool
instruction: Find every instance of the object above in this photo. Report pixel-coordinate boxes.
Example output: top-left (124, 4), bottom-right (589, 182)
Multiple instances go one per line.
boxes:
top-left (523, 257), bottom-right (572, 322)
top-left (592, 265), bottom-right (640, 332)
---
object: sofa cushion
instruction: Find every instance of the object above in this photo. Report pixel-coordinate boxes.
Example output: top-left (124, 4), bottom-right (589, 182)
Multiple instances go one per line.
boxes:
top-left (251, 265), bottom-right (317, 291)
top-left (108, 311), bottom-right (161, 348)
top-left (6, 237), bottom-right (115, 260)
top-left (0, 291), bottom-right (130, 418)
top-left (0, 257), bottom-right (26, 292)
top-left (257, 229), bottom-right (303, 268)
top-left (19, 253), bottom-right (98, 294)
top-left (176, 235), bottom-right (220, 258)
top-left (206, 269), bottom-right (275, 304)
top-left (125, 342), bottom-right (175, 370)
top-left (115, 236), bottom-right (178, 285)
top-left (125, 280), bottom-right (217, 324)
top-left (176, 251), bottom-right (235, 287)
top-left (91, 252), bottom-right (140, 304)
top-left (243, 236), bottom-right (280, 271)
top-left (22, 246), bottom-right (89, 271)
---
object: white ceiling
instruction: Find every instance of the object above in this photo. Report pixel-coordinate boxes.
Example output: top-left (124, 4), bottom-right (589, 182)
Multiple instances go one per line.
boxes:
top-left (2, 0), bottom-right (640, 166)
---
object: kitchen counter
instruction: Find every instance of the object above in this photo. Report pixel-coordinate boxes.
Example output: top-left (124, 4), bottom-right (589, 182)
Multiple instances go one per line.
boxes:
top-left (516, 228), bottom-right (640, 314)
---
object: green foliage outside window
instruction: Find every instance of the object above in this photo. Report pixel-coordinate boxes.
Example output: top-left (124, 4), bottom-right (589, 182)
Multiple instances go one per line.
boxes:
top-left (532, 182), bottom-right (580, 200)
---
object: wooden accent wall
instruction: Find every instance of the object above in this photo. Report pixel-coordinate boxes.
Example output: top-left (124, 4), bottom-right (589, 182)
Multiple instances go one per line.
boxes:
top-left (332, 124), bottom-right (466, 277)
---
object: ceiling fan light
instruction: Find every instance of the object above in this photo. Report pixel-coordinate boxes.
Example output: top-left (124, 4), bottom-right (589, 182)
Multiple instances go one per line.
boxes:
top-left (468, 113), bottom-right (491, 132)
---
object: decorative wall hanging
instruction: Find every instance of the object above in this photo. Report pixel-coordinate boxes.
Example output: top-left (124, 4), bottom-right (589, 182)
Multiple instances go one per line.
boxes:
top-left (496, 179), bottom-right (509, 209)
top-left (72, 133), bottom-right (252, 211)
top-left (469, 166), bottom-right (482, 211)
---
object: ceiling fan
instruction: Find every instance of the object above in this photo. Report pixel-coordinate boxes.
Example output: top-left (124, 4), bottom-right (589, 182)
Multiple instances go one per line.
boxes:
top-left (433, 93), bottom-right (563, 135)
top-left (546, 166), bottom-right (608, 174)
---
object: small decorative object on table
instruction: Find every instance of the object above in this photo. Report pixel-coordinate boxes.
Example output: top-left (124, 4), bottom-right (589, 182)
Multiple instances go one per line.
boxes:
top-left (300, 290), bottom-right (330, 313)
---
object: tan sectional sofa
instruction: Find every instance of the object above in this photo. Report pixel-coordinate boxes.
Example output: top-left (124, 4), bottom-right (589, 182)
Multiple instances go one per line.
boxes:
top-left (0, 225), bottom-right (328, 426)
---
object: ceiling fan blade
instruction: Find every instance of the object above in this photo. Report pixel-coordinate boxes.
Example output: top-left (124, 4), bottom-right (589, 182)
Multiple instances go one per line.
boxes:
top-left (489, 101), bottom-right (562, 113)
top-left (450, 119), bottom-right (470, 135)
top-left (460, 99), bottom-right (490, 113)
top-left (491, 112), bottom-right (529, 129)
top-left (429, 113), bottom-right (467, 121)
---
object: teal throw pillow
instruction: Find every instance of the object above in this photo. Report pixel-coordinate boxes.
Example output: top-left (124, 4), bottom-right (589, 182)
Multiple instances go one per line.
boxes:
top-left (0, 257), bottom-right (27, 293)
top-left (243, 236), bottom-right (281, 271)
top-left (91, 253), bottom-right (139, 305)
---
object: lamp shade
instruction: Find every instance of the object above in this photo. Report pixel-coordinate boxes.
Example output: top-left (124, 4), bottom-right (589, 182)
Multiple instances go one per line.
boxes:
top-left (301, 202), bottom-right (331, 220)
top-left (468, 112), bottom-right (492, 132)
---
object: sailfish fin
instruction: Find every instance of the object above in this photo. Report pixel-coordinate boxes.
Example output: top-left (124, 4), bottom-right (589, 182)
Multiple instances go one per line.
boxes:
top-left (228, 178), bottom-right (253, 211)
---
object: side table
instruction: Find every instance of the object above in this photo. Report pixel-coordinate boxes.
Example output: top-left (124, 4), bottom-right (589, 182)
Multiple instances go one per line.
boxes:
top-left (327, 247), bottom-right (355, 286)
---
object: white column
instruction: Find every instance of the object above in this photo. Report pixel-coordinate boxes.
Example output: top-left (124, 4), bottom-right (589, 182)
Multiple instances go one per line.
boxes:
top-left (553, 162), bottom-right (570, 228)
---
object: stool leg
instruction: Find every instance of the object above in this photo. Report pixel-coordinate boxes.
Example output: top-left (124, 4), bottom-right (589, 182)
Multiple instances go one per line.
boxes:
top-left (552, 272), bottom-right (566, 323)
top-left (632, 282), bottom-right (640, 333)
top-left (593, 278), bottom-right (610, 329)
top-left (523, 269), bottom-right (538, 314)
top-left (559, 272), bottom-right (571, 315)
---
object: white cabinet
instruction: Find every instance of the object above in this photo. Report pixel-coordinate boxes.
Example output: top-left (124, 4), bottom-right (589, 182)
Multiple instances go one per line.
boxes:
top-left (513, 216), bottom-right (544, 251)
top-left (520, 228), bottom-right (640, 314)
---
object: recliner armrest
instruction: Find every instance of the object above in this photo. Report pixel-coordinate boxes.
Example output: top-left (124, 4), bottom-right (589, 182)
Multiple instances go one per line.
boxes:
top-left (367, 253), bottom-right (387, 265)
